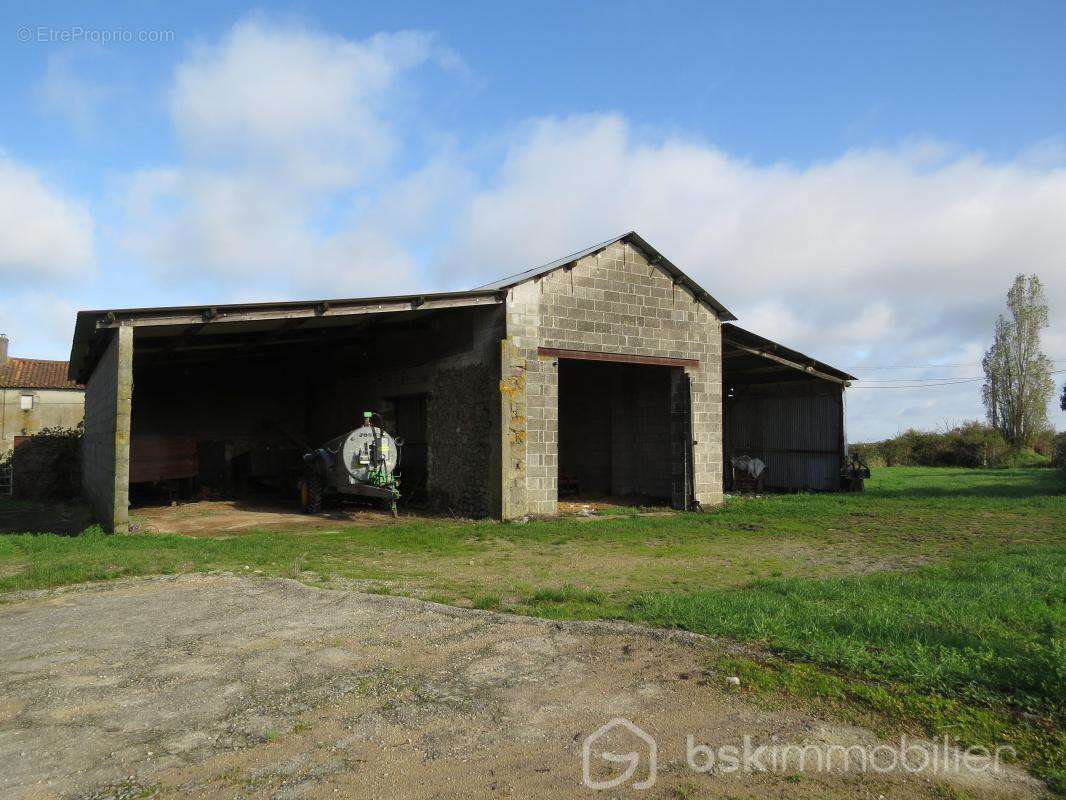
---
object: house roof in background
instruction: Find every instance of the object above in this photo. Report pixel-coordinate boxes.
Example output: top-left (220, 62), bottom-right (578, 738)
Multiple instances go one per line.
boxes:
top-left (1, 358), bottom-right (83, 390)
top-left (476, 231), bottom-right (737, 320)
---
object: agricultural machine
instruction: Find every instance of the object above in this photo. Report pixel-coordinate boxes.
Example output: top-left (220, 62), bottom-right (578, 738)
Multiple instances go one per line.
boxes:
top-left (840, 452), bottom-right (871, 492)
top-left (299, 412), bottom-right (403, 515)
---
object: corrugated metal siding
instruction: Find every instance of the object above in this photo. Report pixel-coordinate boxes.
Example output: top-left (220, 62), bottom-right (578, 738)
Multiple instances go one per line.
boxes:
top-left (727, 390), bottom-right (843, 491)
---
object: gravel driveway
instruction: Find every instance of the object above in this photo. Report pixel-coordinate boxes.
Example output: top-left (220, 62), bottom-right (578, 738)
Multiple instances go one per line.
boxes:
top-left (0, 574), bottom-right (1041, 799)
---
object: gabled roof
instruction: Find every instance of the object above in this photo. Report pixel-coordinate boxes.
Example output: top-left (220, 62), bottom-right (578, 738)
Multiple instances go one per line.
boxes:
top-left (1, 358), bottom-right (83, 390)
top-left (476, 231), bottom-right (736, 320)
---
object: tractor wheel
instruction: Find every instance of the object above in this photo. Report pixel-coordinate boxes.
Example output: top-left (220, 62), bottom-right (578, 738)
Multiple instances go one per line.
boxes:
top-left (300, 476), bottom-right (323, 514)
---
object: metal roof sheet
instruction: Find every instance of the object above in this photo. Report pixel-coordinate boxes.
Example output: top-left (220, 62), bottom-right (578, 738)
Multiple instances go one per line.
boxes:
top-left (64, 233), bottom-right (866, 387)
top-left (722, 323), bottom-right (856, 383)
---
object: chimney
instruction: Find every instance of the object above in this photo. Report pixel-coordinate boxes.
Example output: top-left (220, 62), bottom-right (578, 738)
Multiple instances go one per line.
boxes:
top-left (0, 334), bottom-right (7, 366)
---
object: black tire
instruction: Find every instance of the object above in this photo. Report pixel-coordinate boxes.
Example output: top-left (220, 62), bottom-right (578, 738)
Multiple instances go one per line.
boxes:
top-left (300, 476), bottom-right (323, 514)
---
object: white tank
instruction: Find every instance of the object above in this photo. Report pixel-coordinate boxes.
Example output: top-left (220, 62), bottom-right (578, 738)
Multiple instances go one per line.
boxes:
top-left (335, 425), bottom-right (399, 484)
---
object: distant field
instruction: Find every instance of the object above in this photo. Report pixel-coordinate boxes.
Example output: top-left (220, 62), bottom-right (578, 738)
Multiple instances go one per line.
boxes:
top-left (1, 466), bottom-right (1063, 786)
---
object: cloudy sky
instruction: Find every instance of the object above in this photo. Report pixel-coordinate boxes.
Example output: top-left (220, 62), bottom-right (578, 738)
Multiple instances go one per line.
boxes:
top-left (1, 1), bottom-right (1064, 439)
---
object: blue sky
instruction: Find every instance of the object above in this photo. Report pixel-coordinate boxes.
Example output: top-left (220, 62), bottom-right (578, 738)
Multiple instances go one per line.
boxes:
top-left (1, 0), bottom-right (1064, 438)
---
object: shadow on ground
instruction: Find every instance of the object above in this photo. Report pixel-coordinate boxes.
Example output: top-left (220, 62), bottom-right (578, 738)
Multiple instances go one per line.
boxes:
top-left (0, 499), bottom-right (93, 535)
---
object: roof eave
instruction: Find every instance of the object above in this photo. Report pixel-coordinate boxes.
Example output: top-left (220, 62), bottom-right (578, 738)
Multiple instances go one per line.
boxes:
top-left (722, 323), bottom-right (856, 383)
top-left (68, 288), bottom-right (505, 384)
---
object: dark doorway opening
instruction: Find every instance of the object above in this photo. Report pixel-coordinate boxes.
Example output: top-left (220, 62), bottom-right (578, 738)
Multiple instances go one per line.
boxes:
top-left (126, 305), bottom-right (502, 516)
top-left (390, 393), bottom-right (428, 506)
top-left (557, 359), bottom-right (677, 506)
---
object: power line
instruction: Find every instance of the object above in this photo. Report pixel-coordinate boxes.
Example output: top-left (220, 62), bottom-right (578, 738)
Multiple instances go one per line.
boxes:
top-left (850, 368), bottom-right (1066, 389)
top-left (858, 375), bottom-right (985, 383)
top-left (853, 358), bottom-right (1066, 371)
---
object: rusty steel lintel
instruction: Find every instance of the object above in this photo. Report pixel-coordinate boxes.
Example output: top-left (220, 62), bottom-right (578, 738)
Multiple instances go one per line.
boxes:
top-left (536, 347), bottom-right (699, 369)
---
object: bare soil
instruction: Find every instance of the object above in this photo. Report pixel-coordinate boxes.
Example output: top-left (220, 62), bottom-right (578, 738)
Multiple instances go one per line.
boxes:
top-left (0, 575), bottom-right (1042, 800)
top-left (131, 501), bottom-right (412, 536)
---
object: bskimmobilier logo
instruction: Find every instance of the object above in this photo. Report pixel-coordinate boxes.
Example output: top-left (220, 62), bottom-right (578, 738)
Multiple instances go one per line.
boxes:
top-left (582, 717), bottom-right (657, 790)
top-left (580, 717), bottom-right (1017, 791)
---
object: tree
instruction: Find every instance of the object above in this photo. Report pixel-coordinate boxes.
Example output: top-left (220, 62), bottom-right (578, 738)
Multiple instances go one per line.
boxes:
top-left (981, 274), bottom-right (1055, 448)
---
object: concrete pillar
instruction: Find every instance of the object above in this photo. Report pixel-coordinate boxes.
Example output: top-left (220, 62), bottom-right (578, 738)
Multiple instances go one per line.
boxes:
top-left (499, 339), bottom-right (527, 519)
top-left (81, 325), bottom-right (133, 532)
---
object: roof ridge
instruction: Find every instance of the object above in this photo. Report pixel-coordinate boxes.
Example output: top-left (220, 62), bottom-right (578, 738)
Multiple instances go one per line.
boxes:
top-left (472, 232), bottom-right (631, 291)
top-left (472, 231), bottom-right (736, 321)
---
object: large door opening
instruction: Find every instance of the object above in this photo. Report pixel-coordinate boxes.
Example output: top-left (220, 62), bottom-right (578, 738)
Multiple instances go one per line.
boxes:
top-left (390, 393), bottom-right (428, 507)
top-left (126, 305), bottom-right (503, 518)
top-left (557, 359), bottom-right (678, 507)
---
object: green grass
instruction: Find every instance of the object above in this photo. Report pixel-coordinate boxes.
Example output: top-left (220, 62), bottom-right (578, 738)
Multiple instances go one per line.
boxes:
top-left (628, 548), bottom-right (1065, 716)
top-left (1, 466), bottom-right (1063, 786)
top-left (626, 547), bottom-right (1065, 787)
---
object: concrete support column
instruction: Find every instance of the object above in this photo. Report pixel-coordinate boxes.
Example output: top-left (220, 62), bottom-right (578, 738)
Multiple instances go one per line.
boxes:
top-left (81, 325), bottom-right (133, 532)
top-left (686, 357), bottom-right (724, 507)
top-left (499, 339), bottom-right (527, 519)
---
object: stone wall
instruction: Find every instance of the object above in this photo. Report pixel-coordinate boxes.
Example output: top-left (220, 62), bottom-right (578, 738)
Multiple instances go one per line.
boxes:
top-left (81, 326), bottom-right (133, 532)
top-left (309, 307), bottom-right (504, 517)
top-left (503, 239), bottom-right (724, 516)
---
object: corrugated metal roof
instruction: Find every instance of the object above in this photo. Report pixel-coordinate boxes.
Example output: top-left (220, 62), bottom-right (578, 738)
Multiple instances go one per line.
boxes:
top-left (476, 231), bottom-right (736, 320)
top-left (723, 323), bottom-right (856, 383)
top-left (0, 358), bottom-right (82, 390)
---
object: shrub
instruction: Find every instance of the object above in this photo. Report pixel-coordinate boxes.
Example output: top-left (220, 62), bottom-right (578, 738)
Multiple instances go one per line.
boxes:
top-left (4, 423), bottom-right (83, 501)
top-left (1052, 432), bottom-right (1066, 469)
top-left (852, 422), bottom-right (1014, 468)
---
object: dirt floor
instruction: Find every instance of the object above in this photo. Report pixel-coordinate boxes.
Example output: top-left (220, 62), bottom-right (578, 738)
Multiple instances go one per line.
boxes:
top-left (133, 499), bottom-right (664, 536)
top-left (0, 575), bottom-right (1043, 800)
top-left (130, 500), bottom-right (410, 536)
top-left (0, 496), bottom-right (661, 538)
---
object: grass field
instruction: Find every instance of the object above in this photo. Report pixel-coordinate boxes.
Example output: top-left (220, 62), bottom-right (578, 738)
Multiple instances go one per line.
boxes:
top-left (1, 466), bottom-right (1063, 787)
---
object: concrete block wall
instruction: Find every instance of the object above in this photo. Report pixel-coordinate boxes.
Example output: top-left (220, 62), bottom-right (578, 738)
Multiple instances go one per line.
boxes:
top-left (504, 281), bottom-right (556, 515)
top-left (81, 326), bottom-right (133, 532)
top-left (503, 239), bottom-right (724, 516)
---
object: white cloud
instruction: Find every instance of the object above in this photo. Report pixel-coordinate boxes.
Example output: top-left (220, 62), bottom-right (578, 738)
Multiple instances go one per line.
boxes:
top-left (441, 115), bottom-right (1066, 437)
top-left (0, 154), bottom-right (94, 285)
top-left (110, 25), bottom-right (1066, 438)
top-left (0, 291), bottom-right (80, 360)
top-left (38, 52), bottom-right (112, 137)
top-left (171, 21), bottom-right (444, 181)
top-left (123, 18), bottom-right (460, 295)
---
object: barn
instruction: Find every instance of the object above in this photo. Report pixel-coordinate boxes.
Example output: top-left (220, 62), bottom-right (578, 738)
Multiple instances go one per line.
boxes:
top-left (68, 232), bottom-right (855, 532)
